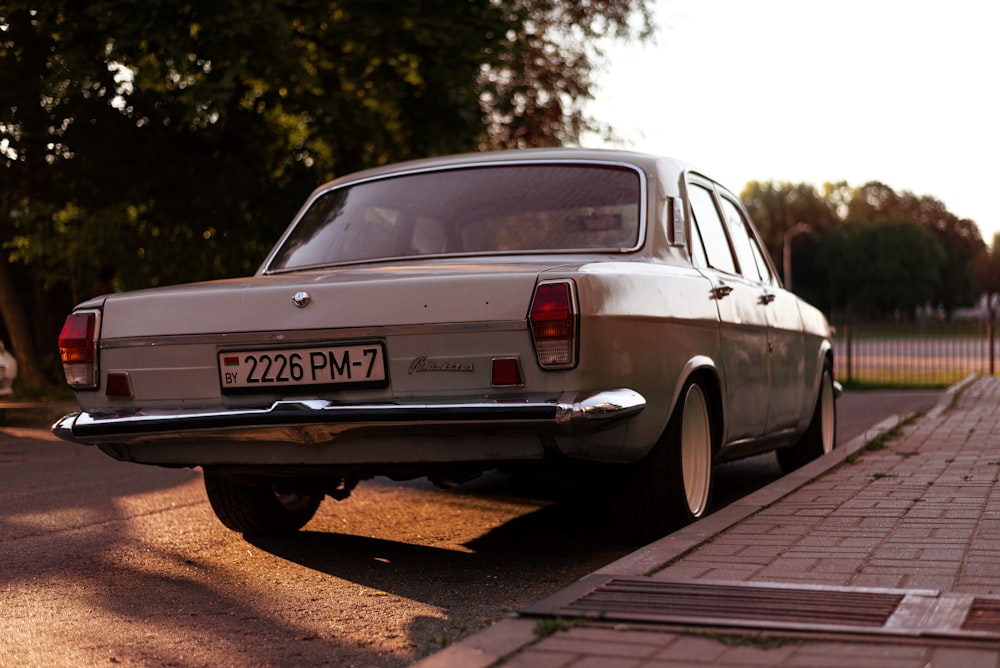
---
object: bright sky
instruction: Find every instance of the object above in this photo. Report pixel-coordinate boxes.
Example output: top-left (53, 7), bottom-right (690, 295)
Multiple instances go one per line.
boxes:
top-left (584, 0), bottom-right (1000, 244)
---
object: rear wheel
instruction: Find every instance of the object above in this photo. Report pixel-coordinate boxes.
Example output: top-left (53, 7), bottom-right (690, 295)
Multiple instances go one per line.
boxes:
top-left (615, 379), bottom-right (715, 541)
top-left (203, 470), bottom-right (323, 534)
top-left (777, 365), bottom-right (836, 473)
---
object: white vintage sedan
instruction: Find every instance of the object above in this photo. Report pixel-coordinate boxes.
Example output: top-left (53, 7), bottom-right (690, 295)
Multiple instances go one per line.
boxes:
top-left (0, 340), bottom-right (17, 397)
top-left (54, 149), bottom-right (837, 540)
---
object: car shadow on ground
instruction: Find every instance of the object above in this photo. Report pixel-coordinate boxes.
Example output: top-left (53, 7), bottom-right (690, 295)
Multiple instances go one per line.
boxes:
top-left (245, 449), bottom-right (792, 603)
top-left (247, 491), bottom-right (630, 596)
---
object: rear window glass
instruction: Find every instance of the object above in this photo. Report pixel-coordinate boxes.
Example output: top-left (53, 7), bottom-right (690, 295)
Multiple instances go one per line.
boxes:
top-left (266, 163), bottom-right (643, 271)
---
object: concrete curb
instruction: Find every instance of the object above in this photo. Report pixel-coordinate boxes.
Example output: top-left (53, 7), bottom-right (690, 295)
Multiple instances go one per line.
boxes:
top-left (412, 375), bottom-right (975, 668)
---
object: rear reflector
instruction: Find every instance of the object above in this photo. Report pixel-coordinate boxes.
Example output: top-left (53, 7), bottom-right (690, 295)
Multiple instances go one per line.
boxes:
top-left (105, 371), bottom-right (133, 398)
top-left (58, 310), bottom-right (100, 389)
top-left (529, 280), bottom-right (577, 369)
top-left (491, 357), bottom-right (524, 386)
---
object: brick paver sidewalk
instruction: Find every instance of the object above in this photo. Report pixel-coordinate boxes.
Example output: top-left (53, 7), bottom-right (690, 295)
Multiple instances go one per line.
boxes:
top-left (660, 377), bottom-right (1000, 594)
top-left (420, 377), bottom-right (1000, 667)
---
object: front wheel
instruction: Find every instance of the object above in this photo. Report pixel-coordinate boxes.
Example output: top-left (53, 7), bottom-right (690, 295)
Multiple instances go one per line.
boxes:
top-left (203, 470), bottom-right (323, 534)
top-left (777, 366), bottom-right (837, 473)
top-left (614, 379), bottom-right (715, 542)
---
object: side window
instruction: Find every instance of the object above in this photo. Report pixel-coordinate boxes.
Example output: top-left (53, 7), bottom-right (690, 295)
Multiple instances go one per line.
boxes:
top-left (688, 210), bottom-right (708, 268)
top-left (687, 184), bottom-right (736, 274)
top-left (718, 196), bottom-right (763, 281)
top-left (722, 197), bottom-right (776, 285)
top-left (748, 234), bottom-right (775, 284)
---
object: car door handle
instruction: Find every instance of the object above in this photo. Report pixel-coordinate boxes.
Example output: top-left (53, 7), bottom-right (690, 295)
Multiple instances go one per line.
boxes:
top-left (712, 283), bottom-right (733, 300)
top-left (759, 292), bottom-right (776, 305)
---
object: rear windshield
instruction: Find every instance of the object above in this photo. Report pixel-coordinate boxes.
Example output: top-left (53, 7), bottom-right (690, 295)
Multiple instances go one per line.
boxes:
top-left (265, 163), bottom-right (643, 271)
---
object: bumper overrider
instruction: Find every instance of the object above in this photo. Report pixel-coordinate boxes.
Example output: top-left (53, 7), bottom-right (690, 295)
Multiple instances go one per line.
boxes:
top-left (52, 389), bottom-right (646, 448)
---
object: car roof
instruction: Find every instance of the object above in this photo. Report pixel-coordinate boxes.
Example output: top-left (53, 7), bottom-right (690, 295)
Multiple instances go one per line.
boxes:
top-left (315, 148), bottom-right (695, 192)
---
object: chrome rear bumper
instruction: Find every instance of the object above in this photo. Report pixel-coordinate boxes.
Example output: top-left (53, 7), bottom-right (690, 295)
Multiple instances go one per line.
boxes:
top-left (53, 388), bottom-right (646, 447)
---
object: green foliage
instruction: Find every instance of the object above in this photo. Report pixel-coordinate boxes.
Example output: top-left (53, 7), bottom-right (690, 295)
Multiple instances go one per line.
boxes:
top-left (819, 219), bottom-right (945, 318)
top-left (0, 0), bottom-right (652, 380)
top-left (533, 616), bottom-right (581, 637)
top-left (740, 180), bottom-right (840, 308)
top-left (742, 179), bottom-right (986, 319)
top-left (846, 181), bottom-right (985, 316)
top-left (975, 232), bottom-right (1000, 317)
top-left (741, 180), bottom-right (839, 259)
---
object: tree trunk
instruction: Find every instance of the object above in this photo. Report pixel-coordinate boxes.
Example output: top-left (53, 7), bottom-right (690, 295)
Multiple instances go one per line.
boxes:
top-left (0, 258), bottom-right (51, 393)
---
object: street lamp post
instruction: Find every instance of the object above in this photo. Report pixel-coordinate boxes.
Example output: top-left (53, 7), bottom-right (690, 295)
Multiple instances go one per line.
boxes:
top-left (782, 222), bottom-right (812, 292)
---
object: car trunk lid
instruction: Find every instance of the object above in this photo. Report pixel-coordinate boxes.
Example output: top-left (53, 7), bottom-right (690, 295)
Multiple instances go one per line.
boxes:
top-left (98, 261), bottom-right (560, 339)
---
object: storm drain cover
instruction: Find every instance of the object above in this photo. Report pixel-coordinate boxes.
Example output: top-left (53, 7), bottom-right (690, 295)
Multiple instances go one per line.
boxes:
top-left (523, 575), bottom-right (1000, 641)
top-left (964, 598), bottom-right (1000, 633)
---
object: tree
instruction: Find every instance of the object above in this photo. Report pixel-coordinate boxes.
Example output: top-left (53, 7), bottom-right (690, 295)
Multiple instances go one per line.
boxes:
top-left (743, 179), bottom-right (988, 319)
top-left (845, 182), bottom-right (985, 317)
top-left (976, 233), bottom-right (1000, 320)
top-left (741, 180), bottom-right (839, 308)
top-left (0, 0), bottom-right (654, 391)
top-left (0, 2), bottom-right (119, 391)
top-left (479, 0), bottom-right (653, 148)
top-left (742, 180), bottom-right (839, 259)
top-left (818, 219), bottom-right (946, 319)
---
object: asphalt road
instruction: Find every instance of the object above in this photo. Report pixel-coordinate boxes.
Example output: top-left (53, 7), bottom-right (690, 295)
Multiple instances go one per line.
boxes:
top-left (0, 389), bottom-right (943, 666)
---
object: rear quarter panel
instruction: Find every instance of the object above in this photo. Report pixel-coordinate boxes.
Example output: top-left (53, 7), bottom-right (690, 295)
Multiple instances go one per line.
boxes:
top-left (551, 260), bottom-right (721, 462)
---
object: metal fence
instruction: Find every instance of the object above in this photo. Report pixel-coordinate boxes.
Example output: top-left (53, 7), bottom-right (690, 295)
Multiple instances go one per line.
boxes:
top-left (832, 320), bottom-right (998, 387)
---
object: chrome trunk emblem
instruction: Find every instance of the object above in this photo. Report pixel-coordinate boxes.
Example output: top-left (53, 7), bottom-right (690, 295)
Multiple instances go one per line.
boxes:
top-left (408, 356), bottom-right (474, 374)
top-left (292, 291), bottom-right (312, 308)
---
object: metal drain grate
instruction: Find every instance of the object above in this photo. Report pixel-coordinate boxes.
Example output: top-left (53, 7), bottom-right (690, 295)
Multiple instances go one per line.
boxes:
top-left (963, 598), bottom-right (1000, 633)
top-left (564, 578), bottom-right (902, 628)
top-left (523, 575), bottom-right (1000, 641)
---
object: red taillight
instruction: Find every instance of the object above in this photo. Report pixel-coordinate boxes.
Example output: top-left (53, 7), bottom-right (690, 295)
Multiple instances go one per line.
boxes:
top-left (529, 280), bottom-right (577, 369)
top-left (58, 311), bottom-right (100, 388)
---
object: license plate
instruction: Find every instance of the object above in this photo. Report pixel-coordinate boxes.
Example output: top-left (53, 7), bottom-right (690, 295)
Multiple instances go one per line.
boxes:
top-left (218, 343), bottom-right (387, 391)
